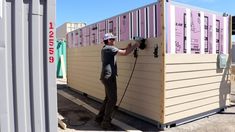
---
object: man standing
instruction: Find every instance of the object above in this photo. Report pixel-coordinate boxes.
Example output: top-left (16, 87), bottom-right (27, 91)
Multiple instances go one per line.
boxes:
top-left (95, 33), bottom-right (139, 129)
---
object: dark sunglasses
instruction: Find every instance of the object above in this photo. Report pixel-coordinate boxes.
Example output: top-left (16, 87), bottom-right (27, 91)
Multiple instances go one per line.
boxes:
top-left (109, 38), bottom-right (115, 41)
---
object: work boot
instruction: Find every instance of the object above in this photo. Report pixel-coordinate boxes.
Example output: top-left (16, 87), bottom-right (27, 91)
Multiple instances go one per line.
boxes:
top-left (101, 121), bottom-right (114, 130)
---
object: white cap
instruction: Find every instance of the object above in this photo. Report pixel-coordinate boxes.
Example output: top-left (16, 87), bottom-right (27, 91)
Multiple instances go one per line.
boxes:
top-left (103, 33), bottom-right (117, 40)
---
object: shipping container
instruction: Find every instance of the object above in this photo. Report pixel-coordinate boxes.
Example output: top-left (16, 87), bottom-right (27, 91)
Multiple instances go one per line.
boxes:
top-left (0, 0), bottom-right (57, 132)
top-left (67, 0), bottom-right (232, 128)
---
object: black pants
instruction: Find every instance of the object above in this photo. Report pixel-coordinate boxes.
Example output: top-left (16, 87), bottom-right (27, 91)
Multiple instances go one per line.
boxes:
top-left (97, 76), bottom-right (117, 123)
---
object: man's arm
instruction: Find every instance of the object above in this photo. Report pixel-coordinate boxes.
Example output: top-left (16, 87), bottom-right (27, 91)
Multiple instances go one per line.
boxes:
top-left (117, 43), bottom-right (140, 56)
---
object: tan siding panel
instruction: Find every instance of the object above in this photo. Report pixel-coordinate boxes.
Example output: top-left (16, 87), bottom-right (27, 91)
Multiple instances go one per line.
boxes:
top-left (166, 76), bottom-right (229, 90)
top-left (67, 38), bottom-right (164, 123)
top-left (165, 97), bottom-right (230, 115)
top-left (166, 63), bottom-right (218, 72)
top-left (165, 100), bottom-right (230, 123)
top-left (166, 82), bottom-right (221, 98)
top-left (164, 54), bottom-right (231, 124)
top-left (166, 70), bottom-right (225, 81)
top-left (166, 54), bottom-right (218, 64)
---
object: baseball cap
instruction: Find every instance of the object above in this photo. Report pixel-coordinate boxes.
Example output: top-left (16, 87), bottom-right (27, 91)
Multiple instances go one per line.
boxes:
top-left (103, 33), bottom-right (117, 40)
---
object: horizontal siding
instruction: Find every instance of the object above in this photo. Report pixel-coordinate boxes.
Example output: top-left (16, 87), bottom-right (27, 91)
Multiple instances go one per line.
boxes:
top-left (164, 54), bottom-right (231, 123)
top-left (67, 37), bottom-right (163, 123)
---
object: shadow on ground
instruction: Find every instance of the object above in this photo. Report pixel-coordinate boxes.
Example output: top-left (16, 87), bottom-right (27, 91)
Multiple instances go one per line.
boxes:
top-left (57, 84), bottom-right (160, 131)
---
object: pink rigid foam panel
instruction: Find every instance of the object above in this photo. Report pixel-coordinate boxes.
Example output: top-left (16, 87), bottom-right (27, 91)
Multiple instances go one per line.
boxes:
top-left (108, 17), bottom-right (118, 37)
top-left (67, 32), bottom-right (73, 48)
top-left (157, 2), bottom-right (162, 37)
top-left (140, 8), bottom-right (147, 38)
top-left (120, 13), bottom-right (130, 41)
top-left (99, 21), bottom-right (106, 44)
top-left (77, 29), bottom-right (81, 47)
top-left (205, 13), bottom-right (213, 54)
top-left (73, 31), bottom-right (79, 48)
top-left (148, 4), bottom-right (155, 38)
top-left (90, 24), bottom-right (98, 45)
top-left (85, 26), bottom-right (90, 46)
top-left (175, 6), bottom-right (186, 53)
top-left (132, 10), bottom-right (139, 38)
top-left (191, 10), bottom-right (201, 54)
top-left (80, 28), bottom-right (86, 47)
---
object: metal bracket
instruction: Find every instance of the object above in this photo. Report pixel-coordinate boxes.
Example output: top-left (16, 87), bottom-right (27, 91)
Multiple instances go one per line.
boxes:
top-left (153, 44), bottom-right (159, 58)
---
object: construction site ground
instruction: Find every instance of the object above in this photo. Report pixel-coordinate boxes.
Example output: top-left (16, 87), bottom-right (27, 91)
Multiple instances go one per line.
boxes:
top-left (57, 79), bottom-right (235, 132)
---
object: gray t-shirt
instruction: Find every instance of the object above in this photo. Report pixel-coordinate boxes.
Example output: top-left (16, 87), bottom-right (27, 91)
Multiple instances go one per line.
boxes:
top-left (100, 45), bottom-right (119, 80)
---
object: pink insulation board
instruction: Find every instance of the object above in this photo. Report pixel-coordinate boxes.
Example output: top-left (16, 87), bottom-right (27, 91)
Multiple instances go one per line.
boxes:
top-left (157, 2), bottom-right (162, 37)
top-left (85, 26), bottom-right (90, 45)
top-left (191, 10), bottom-right (201, 54)
top-left (120, 13), bottom-right (130, 41)
top-left (77, 29), bottom-right (81, 47)
top-left (73, 30), bottom-right (79, 48)
top-left (132, 10), bottom-right (139, 38)
top-left (67, 2), bottom-right (229, 53)
top-left (167, 2), bottom-right (229, 54)
top-left (108, 17), bottom-right (118, 37)
top-left (175, 6), bottom-right (186, 53)
top-left (90, 24), bottom-right (98, 45)
top-left (67, 32), bottom-right (73, 48)
top-left (80, 28), bottom-right (86, 47)
top-left (99, 21), bottom-right (106, 44)
top-left (148, 4), bottom-right (155, 38)
top-left (140, 8), bottom-right (147, 38)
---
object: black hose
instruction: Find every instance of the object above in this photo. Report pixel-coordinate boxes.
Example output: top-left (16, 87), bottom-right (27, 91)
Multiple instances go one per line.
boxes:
top-left (112, 49), bottom-right (138, 118)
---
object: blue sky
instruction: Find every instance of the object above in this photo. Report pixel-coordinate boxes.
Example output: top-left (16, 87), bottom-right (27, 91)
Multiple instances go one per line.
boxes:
top-left (56, 0), bottom-right (235, 27)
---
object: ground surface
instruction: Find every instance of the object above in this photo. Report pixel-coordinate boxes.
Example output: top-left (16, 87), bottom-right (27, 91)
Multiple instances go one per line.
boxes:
top-left (57, 79), bottom-right (235, 132)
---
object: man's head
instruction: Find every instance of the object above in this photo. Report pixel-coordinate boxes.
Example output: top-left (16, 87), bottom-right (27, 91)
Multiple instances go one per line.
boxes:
top-left (103, 33), bottom-right (116, 45)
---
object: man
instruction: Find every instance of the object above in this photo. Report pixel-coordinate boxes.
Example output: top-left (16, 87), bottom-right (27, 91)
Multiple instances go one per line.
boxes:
top-left (95, 33), bottom-right (139, 129)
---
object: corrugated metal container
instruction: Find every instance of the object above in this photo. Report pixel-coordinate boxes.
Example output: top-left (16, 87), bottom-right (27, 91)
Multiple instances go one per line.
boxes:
top-left (0, 0), bottom-right (57, 132)
top-left (67, 0), bottom-right (232, 128)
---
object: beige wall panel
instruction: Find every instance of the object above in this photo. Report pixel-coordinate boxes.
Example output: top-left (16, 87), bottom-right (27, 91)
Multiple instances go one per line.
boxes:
top-left (166, 82), bottom-right (221, 98)
top-left (165, 100), bottom-right (230, 123)
top-left (164, 54), bottom-right (231, 124)
top-left (121, 102), bottom-right (161, 121)
top-left (67, 37), bottom-right (164, 123)
top-left (166, 76), bottom-right (230, 90)
top-left (166, 54), bottom-right (218, 64)
top-left (118, 63), bottom-right (161, 72)
top-left (166, 70), bottom-right (225, 81)
top-left (166, 89), bottom-right (221, 106)
top-left (166, 63), bottom-right (218, 72)
top-left (166, 96), bottom-right (221, 115)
